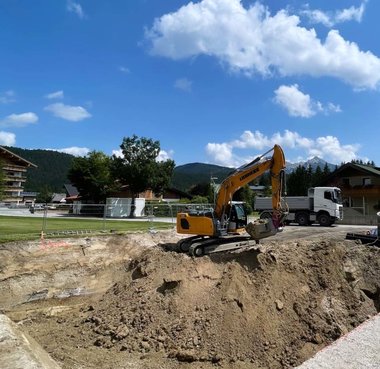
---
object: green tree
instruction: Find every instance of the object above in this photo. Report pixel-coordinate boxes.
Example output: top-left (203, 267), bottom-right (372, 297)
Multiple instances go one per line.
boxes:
top-left (286, 165), bottom-right (311, 195)
top-left (234, 185), bottom-right (255, 214)
top-left (311, 165), bottom-right (323, 187)
top-left (112, 135), bottom-right (175, 217)
top-left (36, 184), bottom-right (53, 203)
top-left (322, 163), bottom-right (331, 177)
top-left (189, 182), bottom-right (211, 197)
top-left (68, 151), bottom-right (114, 203)
top-left (190, 195), bottom-right (209, 204)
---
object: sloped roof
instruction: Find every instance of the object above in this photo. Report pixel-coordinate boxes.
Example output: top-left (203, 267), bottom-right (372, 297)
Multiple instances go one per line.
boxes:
top-left (164, 187), bottom-right (192, 199)
top-left (51, 193), bottom-right (66, 202)
top-left (334, 163), bottom-right (380, 177)
top-left (351, 163), bottom-right (380, 176)
top-left (321, 162), bottom-right (380, 185)
top-left (0, 146), bottom-right (37, 167)
top-left (64, 184), bottom-right (79, 197)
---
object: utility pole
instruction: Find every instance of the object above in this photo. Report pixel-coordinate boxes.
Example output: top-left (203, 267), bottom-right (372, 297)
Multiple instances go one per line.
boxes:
top-left (210, 176), bottom-right (218, 206)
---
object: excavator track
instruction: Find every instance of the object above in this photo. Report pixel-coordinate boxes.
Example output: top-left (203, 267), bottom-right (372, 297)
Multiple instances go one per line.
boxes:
top-left (178, 235), bottom-right (259, 257)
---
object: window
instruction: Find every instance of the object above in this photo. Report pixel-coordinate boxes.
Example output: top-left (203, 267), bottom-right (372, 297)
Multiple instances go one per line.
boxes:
top-left (363, 178), bottom-right (371, 186)
top-left (324, 191), bottom-right (332, 201)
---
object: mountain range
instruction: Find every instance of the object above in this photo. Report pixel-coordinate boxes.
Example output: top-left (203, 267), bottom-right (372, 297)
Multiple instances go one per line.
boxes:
top-left (4, 146), bottom-right (337, 193)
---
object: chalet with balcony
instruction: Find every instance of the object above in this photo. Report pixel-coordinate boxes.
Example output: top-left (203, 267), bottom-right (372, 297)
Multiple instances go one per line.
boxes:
top-left (0, 146), bottom-right (37, 205)
top-left (323, 162), bottom-right (380, 220)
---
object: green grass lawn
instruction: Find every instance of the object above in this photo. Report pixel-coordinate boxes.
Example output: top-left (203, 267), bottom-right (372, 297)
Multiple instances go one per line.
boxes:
top-left (0, 216), bottom-right (173, 243)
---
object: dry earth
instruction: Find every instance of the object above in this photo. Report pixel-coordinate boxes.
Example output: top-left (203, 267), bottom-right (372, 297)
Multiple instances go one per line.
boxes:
top-left (1, 226), bottom-right (379, 369)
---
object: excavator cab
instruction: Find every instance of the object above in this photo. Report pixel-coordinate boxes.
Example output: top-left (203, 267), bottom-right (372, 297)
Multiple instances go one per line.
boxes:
top-left (225, 202), bottom-right (247, 232)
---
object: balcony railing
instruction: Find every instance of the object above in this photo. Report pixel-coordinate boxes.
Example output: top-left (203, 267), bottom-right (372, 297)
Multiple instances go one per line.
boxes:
top-left (3, 165), bottom-right (27, 172)
top-left (4, 175), bottom-right (27, 182)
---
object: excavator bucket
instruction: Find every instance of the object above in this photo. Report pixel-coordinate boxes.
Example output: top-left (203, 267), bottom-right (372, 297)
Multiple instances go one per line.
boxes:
top-left (245, 218), bottom-right (278, 241)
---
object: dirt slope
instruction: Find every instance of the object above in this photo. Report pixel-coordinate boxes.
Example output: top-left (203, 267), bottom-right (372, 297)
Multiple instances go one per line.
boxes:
top-left (20, 236), bottom-right (380, 369)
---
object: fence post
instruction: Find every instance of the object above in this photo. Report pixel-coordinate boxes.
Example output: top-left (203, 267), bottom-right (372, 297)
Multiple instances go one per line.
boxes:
top-left (41, 206), bottom-right (48, 238)
top-left (103, 204), bottom-right (107, 231)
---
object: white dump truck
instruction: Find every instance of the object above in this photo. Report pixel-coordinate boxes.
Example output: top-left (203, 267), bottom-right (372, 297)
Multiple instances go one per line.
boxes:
top-left (255, 187), bottom-right (343, 226)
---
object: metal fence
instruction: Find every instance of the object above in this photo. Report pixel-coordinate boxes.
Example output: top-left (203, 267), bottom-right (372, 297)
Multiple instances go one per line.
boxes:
top-left (23, 202), bottom-right (214, 237)
top-left (3, 201), bottom-right (377, 240)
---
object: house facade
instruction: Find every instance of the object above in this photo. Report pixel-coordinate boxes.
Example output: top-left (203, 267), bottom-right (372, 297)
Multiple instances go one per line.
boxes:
top-left (323, 163), bottom-right (380, 223)
top-left (0, 146), bottom-right (37, 205)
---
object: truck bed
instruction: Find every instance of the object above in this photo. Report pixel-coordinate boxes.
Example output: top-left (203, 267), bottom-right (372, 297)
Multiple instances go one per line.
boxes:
top-left (255, 196), bottom-right (311, 210)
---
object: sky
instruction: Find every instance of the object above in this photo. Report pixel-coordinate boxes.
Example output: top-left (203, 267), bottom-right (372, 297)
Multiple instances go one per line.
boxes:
top-left (0, 0), bottom-right (380, 168)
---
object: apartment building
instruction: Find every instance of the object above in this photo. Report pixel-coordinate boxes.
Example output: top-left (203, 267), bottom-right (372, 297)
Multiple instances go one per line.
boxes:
top-left (0, 146), bottom-right (37, 205)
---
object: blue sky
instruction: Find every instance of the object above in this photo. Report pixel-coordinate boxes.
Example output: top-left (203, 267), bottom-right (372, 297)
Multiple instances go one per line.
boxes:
top-left (0, 0), bottom-right (379, 167)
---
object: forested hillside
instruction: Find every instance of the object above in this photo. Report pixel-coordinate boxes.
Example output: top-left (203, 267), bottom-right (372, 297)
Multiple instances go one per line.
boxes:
top-left (5, 147), bottom-right (75, 192)
top-left (171, 162), bottom-right (233, 191)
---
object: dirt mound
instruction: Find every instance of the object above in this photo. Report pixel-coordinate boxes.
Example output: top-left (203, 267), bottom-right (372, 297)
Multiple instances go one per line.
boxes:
top-left (70, 239), bottom-right (379, 368)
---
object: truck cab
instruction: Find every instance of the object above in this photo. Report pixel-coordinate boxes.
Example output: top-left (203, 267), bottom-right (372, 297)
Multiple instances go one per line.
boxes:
top-left (309, 187), bottom-right (343, 224)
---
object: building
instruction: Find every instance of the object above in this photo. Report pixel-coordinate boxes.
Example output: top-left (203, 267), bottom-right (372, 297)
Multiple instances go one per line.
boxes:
top-left (323, 162), bottom-right (380, 224)
top-left (21, 191), bottom-right (38, 206)
top-left (249, 185), bottom-right (270, 197)
top-left (63, 184), bottom-right (80, 203)
top-left (0, 146), bottom-right (37, 205)
top-left (110, 185), bottom-right (192, 202)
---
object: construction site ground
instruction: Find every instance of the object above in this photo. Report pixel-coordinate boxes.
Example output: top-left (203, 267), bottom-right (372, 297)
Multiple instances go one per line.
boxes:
top-left (1, 224), bottom-right (379, 369)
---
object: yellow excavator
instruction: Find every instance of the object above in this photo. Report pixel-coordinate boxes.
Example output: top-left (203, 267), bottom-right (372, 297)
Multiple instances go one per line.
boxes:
top-left (176, 145), bottom-right (287, 256)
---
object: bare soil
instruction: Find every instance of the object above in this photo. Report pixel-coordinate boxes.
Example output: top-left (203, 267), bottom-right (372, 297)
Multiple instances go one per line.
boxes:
top-left (1, 227), bottom-right (380, 369)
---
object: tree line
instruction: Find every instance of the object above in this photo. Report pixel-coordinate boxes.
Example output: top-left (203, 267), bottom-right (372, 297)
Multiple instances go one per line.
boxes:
top-left (67, 135), bottom-right (175, 217)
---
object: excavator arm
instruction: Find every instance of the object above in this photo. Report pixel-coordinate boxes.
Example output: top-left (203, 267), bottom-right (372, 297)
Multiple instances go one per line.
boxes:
top-left (214, 145), bottom-right (286, 229)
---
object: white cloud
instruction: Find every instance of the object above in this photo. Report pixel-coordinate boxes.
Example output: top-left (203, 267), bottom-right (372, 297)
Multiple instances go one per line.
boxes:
top-left (206, 130), bottom-right (360, 166)
top-left (0, 131), bottom-right (16, 146)
top-left (0, 90), bottom-right (16, 104)
top-left (157, 149), bottom-right (174, 162)
top-left (44, 103), bottom-right (91, 122)
top-left (67, 0), bottom-right (85, 19)
top-left (336, 3), bottom-right (366, 23)
top-left (52, 147), bottom-right (90, 156)
top-left (301, 2), bottom-right (367, 27)
top-left (119, 66), bottom-right (130, 74)
top-left (274, 84), bottom-right (314, 118)
top-left (0, 112), bottom-right (38, 128)
top-left (206, 142), bottom-right (235, 167)
top-left (174, 78), bottom-right (192, 92)
top-left (45, 90), bottom-right (64, 99)
top-left (112, 149), bottom-right (123, 158)
top-left (112, 148), bottom-right (174, 162)
top-left (146, 0), bottom-right (380, 89)
top-left (232, 130), bottom-right (270, 150)
top-left (274, 84), bottom-right (341, 117)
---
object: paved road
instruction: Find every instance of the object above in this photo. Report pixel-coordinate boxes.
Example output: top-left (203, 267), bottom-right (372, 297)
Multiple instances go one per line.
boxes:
top-left (297, 313), bottom-right (380, 369)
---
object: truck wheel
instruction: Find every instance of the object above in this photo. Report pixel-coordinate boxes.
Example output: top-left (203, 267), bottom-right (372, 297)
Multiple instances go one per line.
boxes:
top-left (296, 212), bottom-right (309, 226)
top-left (318, 214), bottom-right (331, 227)
top-left (260, 211), bottom-right (272, 220)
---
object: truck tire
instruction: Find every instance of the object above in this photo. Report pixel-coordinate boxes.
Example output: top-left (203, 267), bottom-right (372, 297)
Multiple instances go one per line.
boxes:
top-left (260, 211), bottom-right (272, 220)
top-left (318, 213), bottom-right (331, 227)
top-left (296, 212), bottom-right (309, 226)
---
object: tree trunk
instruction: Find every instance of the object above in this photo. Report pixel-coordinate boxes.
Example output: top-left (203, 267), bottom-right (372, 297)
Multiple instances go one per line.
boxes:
top-left (129, 196), bottom-right (136, 218)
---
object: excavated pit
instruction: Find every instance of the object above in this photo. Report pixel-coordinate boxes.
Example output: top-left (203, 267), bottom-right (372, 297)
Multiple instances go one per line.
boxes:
top-left (1, 228), bottom-right (379, 369)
